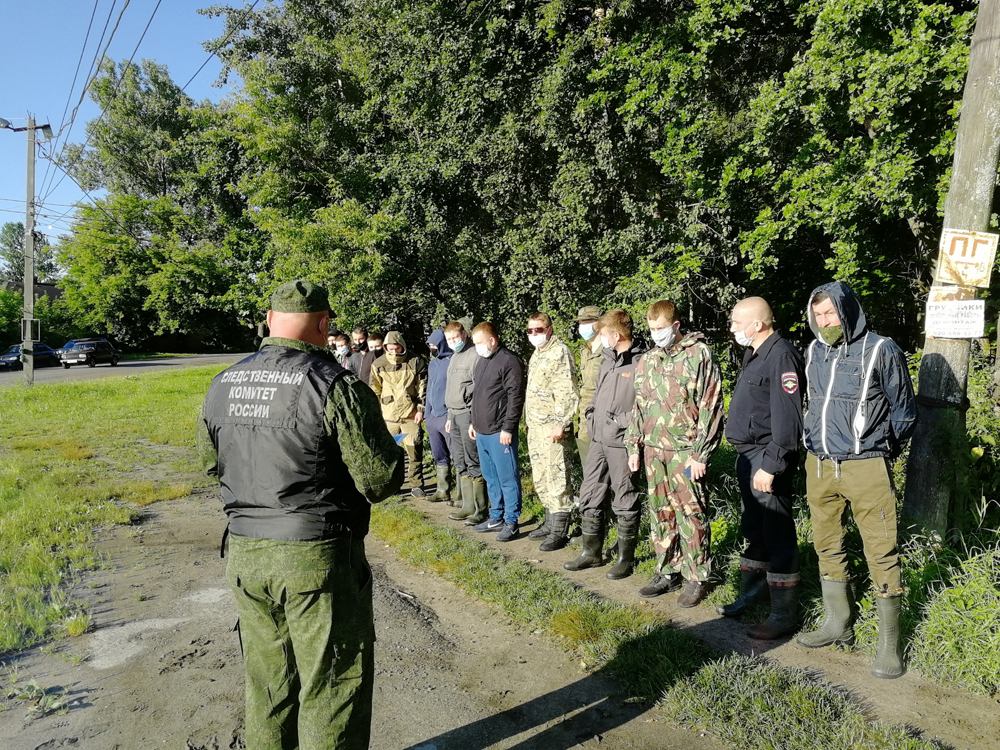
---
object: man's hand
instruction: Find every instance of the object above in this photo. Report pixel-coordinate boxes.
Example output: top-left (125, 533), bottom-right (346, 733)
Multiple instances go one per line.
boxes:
top-left (414, 411), bottom-right (424, 425)
top-left (753, 468), bottom-right (774, 493)
top-left (469, 425), bottom-right (477, 441)
top-left (628, 454), bottom-right (640, 473)
top-left (445, 419), bottom-right (451, 434)
top-left (685, 458), bottom-right (707, 481)
top-left (500, 430), bottom-right (513, 446)
top-left (551, 424), bottom-right (565, 443)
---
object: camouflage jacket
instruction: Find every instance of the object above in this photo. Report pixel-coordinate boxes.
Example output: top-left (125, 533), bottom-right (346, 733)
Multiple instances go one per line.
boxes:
top-left (625, 332), bottom-right (723, 462)
top-left (577, 336), bottom-right (604, 440)
top-left (525, 335), bottom-right (579, 428)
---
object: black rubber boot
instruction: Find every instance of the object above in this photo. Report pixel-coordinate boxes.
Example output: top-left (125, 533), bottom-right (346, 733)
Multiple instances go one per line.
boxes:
top-left (605, 517), bottom-right (640, 580)
top-left (528, 509), bottom-right (551, 539)
top-left (717, 566), bottom-right (769, 617)
top-left (430, 465), bottom-right (451, 502)
top-left (748, 583), bottom-right (799, 640)
top-left (563, 517), bottom-right (605, 571)
top-left (448, 476), bottom-right (475, 520)
top-left (796, 579), bottom-right (854, 648)
top-left (871, 595), bottom-right (905, 679)
top-left (539, 512), bottom-right (571, 552)
top-left (463, 477), bottom-right (489, 526)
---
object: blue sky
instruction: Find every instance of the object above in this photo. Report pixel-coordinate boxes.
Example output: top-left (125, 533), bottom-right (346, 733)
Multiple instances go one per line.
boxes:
top-left (0, 0), bottom-right (243, 243)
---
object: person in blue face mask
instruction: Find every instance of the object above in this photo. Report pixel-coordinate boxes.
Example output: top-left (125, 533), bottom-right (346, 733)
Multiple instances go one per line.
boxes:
top-left (443, 320), bottom-right (487, 523)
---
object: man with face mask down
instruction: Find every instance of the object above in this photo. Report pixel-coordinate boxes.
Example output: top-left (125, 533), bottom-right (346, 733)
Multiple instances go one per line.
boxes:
top-left (425, 329), bottom-right (456, 503)
top-left (575, 306), bottom-right (604, 469)
top-left (565, 310), bottom-right (647, 578)
top-left (720, 297), bottom-right (804, 638)
top-left (371, 331), bottom-right (429, 498)
top-left (797, 282), bottom-right (916, 679)
top-left (626, 300), bottom-right (723, 606)
top-left (523, 312), bottom-right (580, 552)
top-left (469, 322), bottom-right (526, 542)
top-left (443, 320), bottom-right (489, 525)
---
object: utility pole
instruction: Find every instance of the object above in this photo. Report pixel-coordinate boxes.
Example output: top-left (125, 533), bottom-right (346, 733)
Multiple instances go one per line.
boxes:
top-left (22, 116), bottom-right (36, 386)
top-left (904, 1), bottom-right (1000, 533)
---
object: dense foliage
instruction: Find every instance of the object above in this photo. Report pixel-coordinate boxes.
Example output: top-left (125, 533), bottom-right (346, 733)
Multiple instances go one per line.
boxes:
top-left (54, 0), bottom-right (981, 353)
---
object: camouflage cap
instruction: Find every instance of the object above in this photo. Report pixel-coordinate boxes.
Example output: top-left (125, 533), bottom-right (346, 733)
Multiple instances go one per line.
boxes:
top-left (270, 280), bottom-right (330, 314)
top-left (576, 305), bottom-right (602, 322)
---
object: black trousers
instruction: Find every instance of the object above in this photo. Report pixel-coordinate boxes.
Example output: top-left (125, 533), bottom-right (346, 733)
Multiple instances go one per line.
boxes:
top-left (736, 446), bottom-right (799, 575)
top-left (578, 441), bottom-right (642, 524)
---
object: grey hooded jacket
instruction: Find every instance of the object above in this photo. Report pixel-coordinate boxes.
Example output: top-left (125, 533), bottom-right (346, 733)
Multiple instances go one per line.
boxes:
top-left (803, 282), bottom-right (917, 461)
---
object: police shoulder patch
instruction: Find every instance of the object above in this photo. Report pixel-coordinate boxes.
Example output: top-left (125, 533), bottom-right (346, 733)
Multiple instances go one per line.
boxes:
top-left (781, 372), bottom-right (798, 394)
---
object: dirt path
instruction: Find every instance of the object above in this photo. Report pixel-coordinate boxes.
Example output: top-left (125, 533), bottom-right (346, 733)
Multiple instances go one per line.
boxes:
top-left (413, 500), bottom-right (1000, 750)
top-left (0, 490), bottom-right (718, 750)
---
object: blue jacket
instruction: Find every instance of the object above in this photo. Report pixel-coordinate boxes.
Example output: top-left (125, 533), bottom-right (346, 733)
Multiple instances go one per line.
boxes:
top-left (425, 329), bottom-right (452, 419)
top-left (803, 282), bottom-right (916, 461)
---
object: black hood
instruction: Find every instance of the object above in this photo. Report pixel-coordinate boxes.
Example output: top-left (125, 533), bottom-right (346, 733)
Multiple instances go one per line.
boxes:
top-left (807, 281), bottom-right (868, 345)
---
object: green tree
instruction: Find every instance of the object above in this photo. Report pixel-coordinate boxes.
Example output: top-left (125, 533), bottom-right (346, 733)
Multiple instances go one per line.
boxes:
top-left (0, 222), bottom-right (60, 283)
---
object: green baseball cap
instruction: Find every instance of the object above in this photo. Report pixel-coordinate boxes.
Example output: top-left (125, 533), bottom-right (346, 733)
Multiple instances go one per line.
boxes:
top-left (270, 280), bottom-right (330, 314)
top-left (576, 305), bottom-right (602, 322)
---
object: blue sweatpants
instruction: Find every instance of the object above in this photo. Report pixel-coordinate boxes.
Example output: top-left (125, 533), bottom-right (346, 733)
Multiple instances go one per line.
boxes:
top-left (476, 430), bottom-right (522, 526)
top-left (424, 414), bottom-right (451, 466)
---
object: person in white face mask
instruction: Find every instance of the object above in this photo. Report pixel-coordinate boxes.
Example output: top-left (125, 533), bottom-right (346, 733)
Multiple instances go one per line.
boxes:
top-left (720, 297), bottom-right (804, 641)
top-left (625, 299), bottom-right (723, 607)
top-left (523, 312), bottom-right (580, 552)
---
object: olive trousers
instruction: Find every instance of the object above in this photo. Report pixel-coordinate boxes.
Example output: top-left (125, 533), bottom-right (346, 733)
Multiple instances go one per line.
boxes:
top-left (226, 535), bottom-right (375, 750)
top-left (805, 454), bottom-right (902, 596)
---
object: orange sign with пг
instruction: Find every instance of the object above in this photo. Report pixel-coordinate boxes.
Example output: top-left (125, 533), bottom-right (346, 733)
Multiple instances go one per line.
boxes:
top-left (935, 228), bottom-right (998, 288)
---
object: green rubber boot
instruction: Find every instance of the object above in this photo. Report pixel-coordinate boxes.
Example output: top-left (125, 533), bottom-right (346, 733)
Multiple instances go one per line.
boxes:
top-left (871, 595), bottom-right (905, 679)
top-left (448, 476), bottom-right (475, 521)
top-left (796, 579), bottom-right (854, 648)
top-left (463, 477), bottom-right (489, 526)
top-left (430, 464), bottom-right (451, 502)
top-left (563, 517), bottom-right (605, 571)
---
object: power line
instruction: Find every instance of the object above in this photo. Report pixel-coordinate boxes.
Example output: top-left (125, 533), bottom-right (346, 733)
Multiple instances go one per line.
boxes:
top-left (42, 0), bottom-right (149, 203)
top-left (37, 0), bottom-right (103, 200)
top-left (39, 0), bottom-right (123, 200)
top-left (179, 0), bottom-right (262, 93)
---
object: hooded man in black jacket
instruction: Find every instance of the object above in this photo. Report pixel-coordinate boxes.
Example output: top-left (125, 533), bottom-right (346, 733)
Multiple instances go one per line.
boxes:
top-left (797, 282), bottom-right (916, 680)
top-left (564, 310), bottom-right (647, 579)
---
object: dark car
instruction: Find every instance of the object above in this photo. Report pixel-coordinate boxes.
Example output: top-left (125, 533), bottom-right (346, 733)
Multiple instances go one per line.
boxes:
top-left (57, 338), bottom-right (122, 368)
top-left (0, 343), bottom-right (63, 370)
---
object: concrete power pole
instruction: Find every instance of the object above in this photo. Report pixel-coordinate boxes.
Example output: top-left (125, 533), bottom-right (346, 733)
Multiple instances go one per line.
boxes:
top-left (904, 1), bottom-right (1000, 532)
top-left (22, 116), bottom-right (36, 386)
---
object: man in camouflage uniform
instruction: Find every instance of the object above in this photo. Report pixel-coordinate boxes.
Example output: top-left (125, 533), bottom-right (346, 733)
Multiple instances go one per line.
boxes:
top-left (525, 312), bottom-right (580, 551)
top-left (575, 305), bottom-right (604, 468)
top-left (626, 299), bottom-right (723, 607)
top-left (197, 280), bottom-right (404, 750)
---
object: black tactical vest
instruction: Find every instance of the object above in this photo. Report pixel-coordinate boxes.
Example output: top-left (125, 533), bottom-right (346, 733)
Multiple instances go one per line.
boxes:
top-left (203, 345), bottom-right (370, 541)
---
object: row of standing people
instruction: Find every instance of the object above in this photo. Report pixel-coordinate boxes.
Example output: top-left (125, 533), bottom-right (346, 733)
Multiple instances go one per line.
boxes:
top-left (199, 279), bottom-right (917, 750)
top-left (349, 282), bottom-right (916, 682)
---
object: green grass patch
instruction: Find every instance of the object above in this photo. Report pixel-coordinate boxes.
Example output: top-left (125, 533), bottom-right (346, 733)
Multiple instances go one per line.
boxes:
top-left (372, 499), bottom-right (943, 748)
top-left (660, 654), bottom-right (941, 750)
top-left (0, 366), bottom-right (225, 652)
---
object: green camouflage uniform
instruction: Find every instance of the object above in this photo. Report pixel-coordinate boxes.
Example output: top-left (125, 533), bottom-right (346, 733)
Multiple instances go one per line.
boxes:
top-left (576, 335), bottom-right (604, 463)
top-left (526, 335), bottom-right (579, 513)
top-left (625, 333), bottom-right (723, 582)
top-left (198, 337), bottom-right (403, 750)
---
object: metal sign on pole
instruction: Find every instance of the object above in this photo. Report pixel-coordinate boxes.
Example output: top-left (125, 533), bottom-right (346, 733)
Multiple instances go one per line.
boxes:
top-left (934, 228), bottom-right (998, 288)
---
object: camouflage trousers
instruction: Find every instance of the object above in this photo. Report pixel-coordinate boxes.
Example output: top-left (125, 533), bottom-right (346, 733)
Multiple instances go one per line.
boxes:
top-left (226, 534), bottom-right (375, 750)
top-left (642, 447), bottom-right (711, 582)
top-left (527, 422), bottom-right (574, 513)
top-left (385, 419), bottom-right (423, 488)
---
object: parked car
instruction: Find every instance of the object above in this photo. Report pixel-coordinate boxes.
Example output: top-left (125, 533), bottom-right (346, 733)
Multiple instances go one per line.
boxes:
top-left (0, 343), bottom-right (62, 370)
top-left (57, 338), bottom-right (122, 368)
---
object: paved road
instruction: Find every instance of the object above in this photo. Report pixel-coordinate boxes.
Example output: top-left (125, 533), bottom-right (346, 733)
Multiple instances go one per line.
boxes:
top-left (0, 353), bottom-right (249, 388)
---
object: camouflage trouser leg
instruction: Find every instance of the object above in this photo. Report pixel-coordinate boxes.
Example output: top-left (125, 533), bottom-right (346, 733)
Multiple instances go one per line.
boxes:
top-left (643, 447), bottom-right (711, 582)
top-left (226, 535), bottom-right (376, 750)
top-left (527, 423), bottom-right (574, 513)
top-left (385, 419), bottom-right (423, 488)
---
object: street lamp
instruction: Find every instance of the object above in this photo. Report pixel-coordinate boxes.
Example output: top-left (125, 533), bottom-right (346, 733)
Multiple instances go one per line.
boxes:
top-left (0, 116), bottom-right (53, 385)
